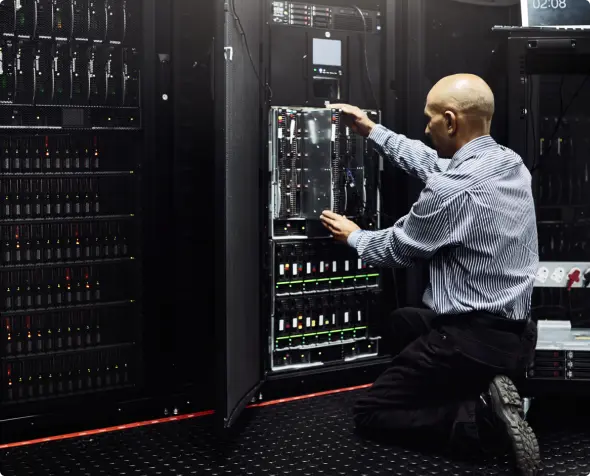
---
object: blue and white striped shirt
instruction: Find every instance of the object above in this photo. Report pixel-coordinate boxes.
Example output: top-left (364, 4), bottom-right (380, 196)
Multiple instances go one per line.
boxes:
top-left (348, 125), bottom-right (539, 320)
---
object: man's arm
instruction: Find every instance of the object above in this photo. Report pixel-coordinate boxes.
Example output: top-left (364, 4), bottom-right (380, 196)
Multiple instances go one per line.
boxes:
top-left (329, 104), bottom-right (441, 183)
top-left (369, 125), bottom-right (442, 183)
top-left (347, 186), bottom-right (450, 268)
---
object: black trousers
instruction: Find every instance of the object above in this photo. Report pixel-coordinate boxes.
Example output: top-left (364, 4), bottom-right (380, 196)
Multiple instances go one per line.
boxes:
top-left (354, 307), bottom-right (538, 449)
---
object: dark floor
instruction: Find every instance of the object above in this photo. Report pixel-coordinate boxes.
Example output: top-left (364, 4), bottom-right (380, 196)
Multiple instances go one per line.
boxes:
top-left (1, 390), bottom-right (590, 476)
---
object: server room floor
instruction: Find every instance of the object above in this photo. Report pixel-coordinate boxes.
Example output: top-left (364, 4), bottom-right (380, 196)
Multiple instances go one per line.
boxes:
top-left (1, 388), bottom-right (589, 476)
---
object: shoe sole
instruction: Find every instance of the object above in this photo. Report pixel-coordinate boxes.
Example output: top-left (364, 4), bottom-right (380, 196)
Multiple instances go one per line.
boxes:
top-left (489, 375), bottom-right (542, 476)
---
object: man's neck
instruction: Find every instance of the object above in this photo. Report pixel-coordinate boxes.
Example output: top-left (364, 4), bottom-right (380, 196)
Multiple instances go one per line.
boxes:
top-left (455, 132), bottom-right (490, 153)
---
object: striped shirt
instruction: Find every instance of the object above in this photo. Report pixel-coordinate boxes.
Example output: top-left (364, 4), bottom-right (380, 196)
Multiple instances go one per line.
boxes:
top-left (348, 125), bottom-right (539, 320)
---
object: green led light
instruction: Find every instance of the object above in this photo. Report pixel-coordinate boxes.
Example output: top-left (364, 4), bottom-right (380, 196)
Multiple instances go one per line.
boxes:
top-left (278, 274), bottom-right (378, 286)
top-left (275, 326), bottom-right (367, 341)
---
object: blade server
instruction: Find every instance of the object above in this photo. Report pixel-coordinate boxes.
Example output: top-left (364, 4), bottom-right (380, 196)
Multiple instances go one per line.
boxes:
top-left (0, 0), bottom-right (142, 408)
top-left (268, 107), bottom-right (382, 371)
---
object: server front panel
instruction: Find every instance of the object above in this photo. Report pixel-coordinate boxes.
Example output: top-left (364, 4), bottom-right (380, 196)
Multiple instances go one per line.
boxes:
top-left (268, 106), bottom-right (382, 372)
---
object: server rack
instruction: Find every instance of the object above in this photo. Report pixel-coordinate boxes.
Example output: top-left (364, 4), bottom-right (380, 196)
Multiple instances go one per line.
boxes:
top-left (0, 0), bottom-right (143, 415)
top-left (268, 106), bottom-right (383, 372)
top-left (503, 30), bottom-right (590, 385)
top-left (215, 0), bottom-right (401, 428)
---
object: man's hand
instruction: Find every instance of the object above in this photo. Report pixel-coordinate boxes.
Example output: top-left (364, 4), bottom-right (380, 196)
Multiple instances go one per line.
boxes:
top-left (329, 103), bottom-right (376, 137)
top-left (320, 210), bottom-right (361, 242)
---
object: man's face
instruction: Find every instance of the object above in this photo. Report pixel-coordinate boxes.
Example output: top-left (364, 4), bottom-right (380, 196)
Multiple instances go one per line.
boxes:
top-left (424, 96), bottom-right (456, 158)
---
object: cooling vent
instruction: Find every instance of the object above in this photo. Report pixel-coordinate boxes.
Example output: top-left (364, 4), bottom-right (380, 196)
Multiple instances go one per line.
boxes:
top-left (333, 14), bottom-right (373, 32)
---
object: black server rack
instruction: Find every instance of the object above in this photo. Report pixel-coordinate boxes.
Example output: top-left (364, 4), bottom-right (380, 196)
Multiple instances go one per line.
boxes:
top-left (263, 1), bottom-right (386, 375)
top-left (214, 0), bottom-right (400, 428)
top-left (0, 1), bottom-right (143, 412)
top-left (503, 31), bottom-right (590, 384)
top-left (268, 106), bottom-right (382, 372)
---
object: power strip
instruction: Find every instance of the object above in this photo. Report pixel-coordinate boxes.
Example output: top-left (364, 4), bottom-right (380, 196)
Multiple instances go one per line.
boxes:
top-left (535, 262), bottom-right (590, 289)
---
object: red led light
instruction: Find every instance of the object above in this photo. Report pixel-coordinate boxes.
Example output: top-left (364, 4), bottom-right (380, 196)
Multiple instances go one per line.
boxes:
top-left (1, 385), bottom-right (374, 449)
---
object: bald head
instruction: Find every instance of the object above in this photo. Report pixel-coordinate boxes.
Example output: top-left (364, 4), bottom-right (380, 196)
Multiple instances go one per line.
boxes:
top-left (428, 74), bottom-right (495, 121)
top-left (424, 74), bottom-right (495, 158)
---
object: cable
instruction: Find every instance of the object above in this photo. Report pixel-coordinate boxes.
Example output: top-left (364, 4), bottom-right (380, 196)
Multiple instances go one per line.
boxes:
top-left (348, 7), bottom-right (400, 310)
top-left (228, 0), bottom-right (273, 102)
top-left (530, 74), bottom-right (589, 173)
top-left (352, 5), bottom-right (379, 110)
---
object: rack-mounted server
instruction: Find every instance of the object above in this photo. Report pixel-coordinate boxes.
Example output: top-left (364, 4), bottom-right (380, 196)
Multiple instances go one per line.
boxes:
top-left (268, 107), bottom-right (382, 372)
top-left (0, 0), bottom-right (142, 408)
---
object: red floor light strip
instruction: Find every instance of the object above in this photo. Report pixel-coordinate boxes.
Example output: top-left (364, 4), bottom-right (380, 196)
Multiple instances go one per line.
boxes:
top-left (247, 383), bottom-right (372, 408)
top-left (0, 383), bottom-right (371, 450)
top-left (0, 410), bottom-right (214, 450)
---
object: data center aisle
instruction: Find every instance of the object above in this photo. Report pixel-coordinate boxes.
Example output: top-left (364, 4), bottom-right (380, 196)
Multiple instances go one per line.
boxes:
top-left (1, 389), bottom-right (589, 476)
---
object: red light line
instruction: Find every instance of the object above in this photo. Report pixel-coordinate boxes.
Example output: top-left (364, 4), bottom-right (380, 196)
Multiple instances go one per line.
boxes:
top-left (0, 410), bottom-right (214, 450)
top-left (247, 383), bottom-right (371, 408)
top-left (0, 384), bottom-right (371, 449)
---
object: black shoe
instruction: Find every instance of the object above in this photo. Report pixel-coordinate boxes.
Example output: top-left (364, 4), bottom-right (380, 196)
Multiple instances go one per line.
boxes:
top-left (482, 375), bottom-right (542, 475)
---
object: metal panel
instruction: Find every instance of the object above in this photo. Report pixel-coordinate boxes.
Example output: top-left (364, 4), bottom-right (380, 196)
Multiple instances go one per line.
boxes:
top-left (215, 0), bottom-right (264, 428)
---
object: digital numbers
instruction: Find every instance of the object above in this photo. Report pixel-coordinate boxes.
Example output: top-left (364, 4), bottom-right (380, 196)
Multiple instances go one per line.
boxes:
top-left (532, 0), bottom-right (567, 9)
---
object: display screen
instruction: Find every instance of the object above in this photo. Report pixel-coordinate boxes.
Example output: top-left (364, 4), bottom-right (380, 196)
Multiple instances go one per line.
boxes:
top-left (312, 38), bottom-right (342, 66)
top-left (522, 0), bottom-right (590, 26)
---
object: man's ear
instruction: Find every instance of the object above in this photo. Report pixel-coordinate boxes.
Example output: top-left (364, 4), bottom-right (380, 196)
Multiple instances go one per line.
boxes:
top-left (444, 111), bottom-right (457, 135)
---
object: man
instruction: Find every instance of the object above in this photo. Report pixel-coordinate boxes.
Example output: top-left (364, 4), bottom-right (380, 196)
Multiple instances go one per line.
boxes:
top-left (320, 74), bottom-right (541, 475)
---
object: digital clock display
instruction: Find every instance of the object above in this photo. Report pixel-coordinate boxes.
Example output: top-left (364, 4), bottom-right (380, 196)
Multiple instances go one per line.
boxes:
top-left (523, 0), bottom-right (590, 26)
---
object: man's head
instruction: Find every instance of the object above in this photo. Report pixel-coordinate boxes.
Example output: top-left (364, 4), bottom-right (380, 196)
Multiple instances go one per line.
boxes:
top-left (424, 74), bottom-right (495, 158)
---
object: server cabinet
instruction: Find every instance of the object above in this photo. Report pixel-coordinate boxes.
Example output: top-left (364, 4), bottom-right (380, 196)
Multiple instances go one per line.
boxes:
top-left (502, 31), bottom-right (590, 385)
top-left (215, 0), bottom-right (400, 429)
top-left (0, 0), bottom-right (146, 430)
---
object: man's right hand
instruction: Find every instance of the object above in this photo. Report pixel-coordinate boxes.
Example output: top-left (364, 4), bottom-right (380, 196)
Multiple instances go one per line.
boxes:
top-left (329, 103), bottom-right (376, 138)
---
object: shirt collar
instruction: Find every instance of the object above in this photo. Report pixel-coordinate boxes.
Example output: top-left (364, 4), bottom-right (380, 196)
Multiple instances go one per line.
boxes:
top-left (448, 135), bottom-right (498, 170)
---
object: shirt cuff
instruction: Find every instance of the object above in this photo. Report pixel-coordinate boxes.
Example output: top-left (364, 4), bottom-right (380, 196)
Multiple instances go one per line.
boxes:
top-left (368, 124), bottom-right (390, 148)
top-left (347, 229), bottom-right (363, 249)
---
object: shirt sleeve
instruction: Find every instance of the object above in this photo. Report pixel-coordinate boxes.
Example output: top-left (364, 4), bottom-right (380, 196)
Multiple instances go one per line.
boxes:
top-left (349, 186), bottom-right (451, 268)
top-left (369, 124), bottom-right (442, 183)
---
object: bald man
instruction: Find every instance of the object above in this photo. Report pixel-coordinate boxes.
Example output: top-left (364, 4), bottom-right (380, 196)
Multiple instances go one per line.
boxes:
top-left (321, 75), bottom-right (541, 475)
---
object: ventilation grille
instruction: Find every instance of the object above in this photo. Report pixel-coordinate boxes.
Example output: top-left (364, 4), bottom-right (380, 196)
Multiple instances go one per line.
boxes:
top-left (333, 14), bottom-right (373, 33)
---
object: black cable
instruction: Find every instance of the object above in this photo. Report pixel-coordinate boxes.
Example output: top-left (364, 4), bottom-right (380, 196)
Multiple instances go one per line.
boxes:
top-left (352, 5), bottom-right (379, 110)
top-left (530, 74), bottom-right (589, 173)
top-left (229, 0), bottom-right (273, 102)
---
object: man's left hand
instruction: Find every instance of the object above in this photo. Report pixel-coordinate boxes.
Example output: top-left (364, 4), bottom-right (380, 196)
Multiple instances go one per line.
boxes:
top-left (320, 210), bottom-right (361, 242)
